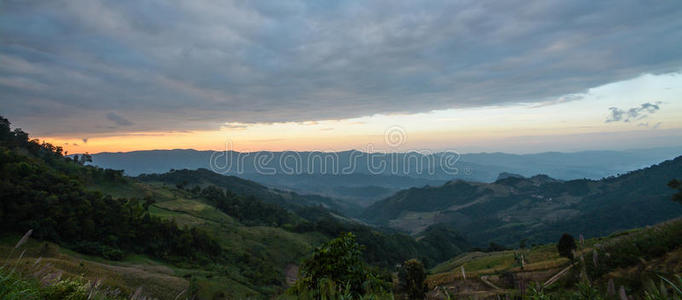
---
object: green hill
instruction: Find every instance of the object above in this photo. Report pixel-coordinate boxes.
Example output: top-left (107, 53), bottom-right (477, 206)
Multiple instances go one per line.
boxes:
top-left (426, 217), bottom-right (682, 299)
top-left (362, 157), bottom-right (682, 247)
top-left (136, 168), bottom-right (362, 216)
top-left (0, 115), bottom-right (468, 299)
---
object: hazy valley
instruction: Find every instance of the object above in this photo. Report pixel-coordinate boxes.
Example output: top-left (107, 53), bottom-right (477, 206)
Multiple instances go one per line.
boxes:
top-left (3, 1), bottom-right (682, 299)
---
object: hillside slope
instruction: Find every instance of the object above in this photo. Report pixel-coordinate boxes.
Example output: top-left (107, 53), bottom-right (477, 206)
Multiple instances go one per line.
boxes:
top-left (426, 218), bottom-right (682, 299)
top-left (136, 168), bottom-right (361, 216)
top-left (363, 156), bottom-right (682, 247)
top-left (0, 116), bottom-right (470, 299)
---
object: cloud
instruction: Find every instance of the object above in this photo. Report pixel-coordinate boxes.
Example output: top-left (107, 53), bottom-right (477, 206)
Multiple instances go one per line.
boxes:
top-left (1, 0), bottom-right (681, 136)
top-left (106, 112), bottom-right (133, 126)
top-left (637, 121), bottom-right (663, 129)
top-left (221, 123), bottom-right (249, 130)
top-left (606, 102), bottom-right (662, 123)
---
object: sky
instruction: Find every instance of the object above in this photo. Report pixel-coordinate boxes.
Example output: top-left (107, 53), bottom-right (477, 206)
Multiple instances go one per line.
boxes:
top-left (1, 0), bottom-right (681, 154)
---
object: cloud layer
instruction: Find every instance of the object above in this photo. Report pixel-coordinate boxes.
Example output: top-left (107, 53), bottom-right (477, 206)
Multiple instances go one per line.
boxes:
top-left (1, 0), bottom-right (681, 135)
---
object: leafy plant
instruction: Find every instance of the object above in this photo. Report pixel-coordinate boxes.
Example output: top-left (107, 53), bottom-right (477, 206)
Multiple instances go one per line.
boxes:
top-left (644, 275), bottom-right (682, 300)
top-left (527, 282), bottom-right (550, 300)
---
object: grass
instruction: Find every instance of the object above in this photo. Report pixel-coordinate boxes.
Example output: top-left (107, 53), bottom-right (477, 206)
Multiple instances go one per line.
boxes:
top-left (0, 179), bottom-right (333, 299)
top-left (427, 218), bottom-right (682, 298)
top-left (0, 234), bottom-right (188, 299)
top-left (114, 182), bottom-right (331, 298)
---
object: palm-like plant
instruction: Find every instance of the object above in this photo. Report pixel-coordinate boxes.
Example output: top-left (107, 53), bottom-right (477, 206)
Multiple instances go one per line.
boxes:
top-left (643, 275), bottom-right (682, 300)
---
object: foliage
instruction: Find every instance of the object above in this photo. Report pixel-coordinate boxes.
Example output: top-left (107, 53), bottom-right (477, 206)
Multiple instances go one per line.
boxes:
top-left (527, 282), bottom-right (551, 300)
top-left (363, 157), bottom-right (682, 248)
top-left (557, 233), bottom-right (576, 260)
top-left (643, 275), bottom-right (682, 300)
top-left (0, 268), bottom-right (39, 300)
top-left (139, 167), bottom-right (470, 270)
top-left (199, 185), bottom-right (299, 226)
top-left (397, 259), bottom-right (427, 300)
top-left (1, 232), bottom-right (128, 300)
top-left (299, 217), bottom-right (468, 269)
top-left (0, 116), bottom-right (221, 263)
top-left (290, 233), bottom-right (392, 299)
top-left (581, 219), bottom-right (682, 286)
top-left (0, 115), bottom-right (472, 298)
top-left (571, 281), bottom-right (604, 300)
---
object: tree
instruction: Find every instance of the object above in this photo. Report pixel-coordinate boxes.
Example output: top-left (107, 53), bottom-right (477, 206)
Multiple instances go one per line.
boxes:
top-left (557, 233), bottom-right (577, 260)
top-left (519, 238), bottom-right (528, 249)
top-left (487, 242), bottom-right (507, 252)
top-left (292, 232), bottom-right (390, 298)
top-left (299, 233), bottom-right (366, 295)
top-left (398, 259), bottom-right (427, 300)
top-left (669, 179), bottom-right (682, 203)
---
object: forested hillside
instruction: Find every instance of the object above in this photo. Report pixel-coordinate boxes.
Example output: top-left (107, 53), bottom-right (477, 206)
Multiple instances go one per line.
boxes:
top-left (0, 115), bottom-right (468, 298)
top-left (136, 168), bottom-right (361, 217)
top-left (0, 117), bottom-right (221, 262)
top-left (363, 157), bottom-right (682, 247)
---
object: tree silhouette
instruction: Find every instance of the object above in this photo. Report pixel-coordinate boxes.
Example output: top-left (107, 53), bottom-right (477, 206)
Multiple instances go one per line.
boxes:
top-left (557, 233), bottom-right (577, 260)
top-left (669, 179), bottom-right (682, 203)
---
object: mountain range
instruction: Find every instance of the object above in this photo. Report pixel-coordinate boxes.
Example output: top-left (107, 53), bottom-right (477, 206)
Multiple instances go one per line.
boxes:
top-left (88, 147), bottom-right (682, 205)
top-left (363, 155), bottom-right (682, 247)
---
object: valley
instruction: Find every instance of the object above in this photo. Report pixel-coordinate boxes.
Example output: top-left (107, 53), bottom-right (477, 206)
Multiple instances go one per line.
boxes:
top-left (1, 116), bottom-right (681, 299)
top-left (3, 2), bottom-right (682, 298)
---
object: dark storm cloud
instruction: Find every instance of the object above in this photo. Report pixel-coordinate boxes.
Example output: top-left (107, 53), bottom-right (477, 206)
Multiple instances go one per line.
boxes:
top-left (606, 102), bottom-right (662, 123)
top-left (1, 0), bottom-right (681, 135)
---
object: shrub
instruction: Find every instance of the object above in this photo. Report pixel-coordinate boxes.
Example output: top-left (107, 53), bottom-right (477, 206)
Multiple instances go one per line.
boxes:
top-left (397, 259), bottom-right (427, 300)
top-left (557, 233), bottom-right (576, 260)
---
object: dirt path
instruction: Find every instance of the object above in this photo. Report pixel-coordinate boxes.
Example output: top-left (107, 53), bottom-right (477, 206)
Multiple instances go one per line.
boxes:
top-left (479, 275), bottom-right (502, 290)
top-left (543, 263), bottom-right (574, 287)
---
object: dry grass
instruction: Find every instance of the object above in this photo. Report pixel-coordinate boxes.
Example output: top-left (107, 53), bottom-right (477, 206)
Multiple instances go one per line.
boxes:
top-left (0, 235), bottom-right (188, 299)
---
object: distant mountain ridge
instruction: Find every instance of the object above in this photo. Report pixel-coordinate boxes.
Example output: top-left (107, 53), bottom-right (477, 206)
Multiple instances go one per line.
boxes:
top-left (88, 147), bottom-right (682, 179)
top-left (88, 147), bottom-right (682, 205)
top-left (362, 156), bottom-right (682, 247)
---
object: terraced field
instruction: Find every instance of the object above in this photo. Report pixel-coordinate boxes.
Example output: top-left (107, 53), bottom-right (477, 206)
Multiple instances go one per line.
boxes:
top-left (426, 218), bottom-right (682, 299)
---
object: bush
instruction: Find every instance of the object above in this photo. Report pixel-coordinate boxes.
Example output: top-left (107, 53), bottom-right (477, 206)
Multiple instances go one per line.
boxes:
top-left (398, 259), bottom-right (427, 300)
top-left (289, 233), bottom-right (392, 299)
top-left (557, 233), bottom-right (576, 260)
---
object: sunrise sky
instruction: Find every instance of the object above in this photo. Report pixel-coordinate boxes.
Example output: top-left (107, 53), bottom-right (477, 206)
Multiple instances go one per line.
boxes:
top-left (2, 1), bottom-right (681, 154)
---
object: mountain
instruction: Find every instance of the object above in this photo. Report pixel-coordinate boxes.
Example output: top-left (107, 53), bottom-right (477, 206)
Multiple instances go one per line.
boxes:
top-left (135, 168), bottom-right (362, 216)
top-left (88, 147), bottom-right (682, 179)
top-left (240, 173), bottom-right (446, 207)
top-left (86, 147), bottom-right (682, 206)
top-left (0, 116), bottom-right (469, 298)
top-left (362, 156), bottom-right (682, 247)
